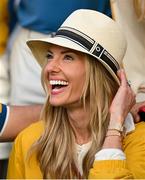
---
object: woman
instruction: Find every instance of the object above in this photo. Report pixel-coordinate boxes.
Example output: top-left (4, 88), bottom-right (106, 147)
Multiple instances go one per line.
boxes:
top-left (7, 9), bottom-right (145, 179)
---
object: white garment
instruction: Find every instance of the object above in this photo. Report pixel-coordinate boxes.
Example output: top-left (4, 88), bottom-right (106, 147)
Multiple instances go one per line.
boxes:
top-left (0, 54), bottom-right (10, 104)
top-left (0, 106), bottom-right (12, 160)
top-left (76, 142), bottom-right (126, 175)
top-left (0, 142), bottom-right (12, 160)
top-left (9, 26), bottom-right (50, 105)
top-left (111, 0), bottom-right (145, 96)
top-left (76, 141), bottom-right (92, 175)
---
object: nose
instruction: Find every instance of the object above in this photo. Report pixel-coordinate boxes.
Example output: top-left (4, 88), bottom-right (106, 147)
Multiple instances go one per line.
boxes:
top-left (45, 58), bottom-right (60, 73)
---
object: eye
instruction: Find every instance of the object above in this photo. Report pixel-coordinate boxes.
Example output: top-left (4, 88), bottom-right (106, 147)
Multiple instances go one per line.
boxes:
top-left (64, 54), bottom-right (74, 61)
top-left (45, 52), bottom-right (53, 61)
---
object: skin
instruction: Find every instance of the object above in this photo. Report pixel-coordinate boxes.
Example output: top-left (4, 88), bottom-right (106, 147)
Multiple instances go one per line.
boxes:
top-left (0, 105), bottom-right (42, 141)
top-left (110, 69), bottom-right (136, 125)
top-left (44, 45), bottom-right (86, 107)
top-left (103, 69), bottom-right (135, 149)
top-left (44, 44), bottom-right (135, 147)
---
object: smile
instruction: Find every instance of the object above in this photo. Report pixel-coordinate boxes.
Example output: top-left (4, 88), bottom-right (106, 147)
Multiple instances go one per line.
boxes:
top-left (49, 80), bottom-right (69, 94)
top-left (50, 80), bottom-right (69, 86)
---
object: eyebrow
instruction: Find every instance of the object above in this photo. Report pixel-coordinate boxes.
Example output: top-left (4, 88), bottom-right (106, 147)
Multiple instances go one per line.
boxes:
top-left (46, 49), bottom-right (78, 55)
top-left (61, 50), bottom-right (76, 54)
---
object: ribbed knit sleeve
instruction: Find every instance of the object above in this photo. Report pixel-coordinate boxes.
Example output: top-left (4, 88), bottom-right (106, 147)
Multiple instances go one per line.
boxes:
top-left (89, 160), bottom-right (133, 178)
top-left (89, 122), bottom-right (145, 179)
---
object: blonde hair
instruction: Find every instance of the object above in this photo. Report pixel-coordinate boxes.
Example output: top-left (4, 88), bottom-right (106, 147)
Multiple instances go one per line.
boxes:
top-left (31, 55), bottom-right (119, 179)
top-left (134, 0), bottom-right (145, 21)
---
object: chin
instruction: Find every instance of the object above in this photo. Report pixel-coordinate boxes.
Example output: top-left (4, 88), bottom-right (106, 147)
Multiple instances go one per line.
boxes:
top-left (49, 100), bottom-right (67, 107)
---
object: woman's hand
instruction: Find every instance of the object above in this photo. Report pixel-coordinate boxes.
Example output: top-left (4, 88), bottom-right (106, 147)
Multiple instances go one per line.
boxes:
top-left (109, 69), bottom-right (136, 125)
top-left (102, 69), bottom-right (135, 149)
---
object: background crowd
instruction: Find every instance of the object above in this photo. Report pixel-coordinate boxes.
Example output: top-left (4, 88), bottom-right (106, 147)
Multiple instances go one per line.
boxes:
top-left (0, 0), bottom-right (145, 178)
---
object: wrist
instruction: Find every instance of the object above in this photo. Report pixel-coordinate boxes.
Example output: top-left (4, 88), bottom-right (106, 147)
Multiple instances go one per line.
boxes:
top-left (103, 135), bottom-right (122, 149)
top-left (103, 129), bottom-right (123, 149)
top-left (110, 114), bottom-right (125, 124)
top-left (108, 120), bottom-right (126, 135)
top-left (106, 129), bottom-right (123, 137)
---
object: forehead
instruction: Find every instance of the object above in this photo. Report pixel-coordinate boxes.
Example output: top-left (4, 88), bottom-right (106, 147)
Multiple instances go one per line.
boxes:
top-left (47, 44), bottom-right (85, 55)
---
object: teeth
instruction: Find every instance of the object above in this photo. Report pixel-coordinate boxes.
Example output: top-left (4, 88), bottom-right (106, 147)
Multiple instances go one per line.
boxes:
top-left (50, 80), bottom-right (68, 85)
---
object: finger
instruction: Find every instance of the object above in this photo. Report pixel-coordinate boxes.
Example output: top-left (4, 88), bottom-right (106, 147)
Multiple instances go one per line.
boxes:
top-left (117, 69), bottom-right (122, 79)
top-left (117, 69), bottom-right (128, 87)
top-left (134, 114), bottom-right (141, 123)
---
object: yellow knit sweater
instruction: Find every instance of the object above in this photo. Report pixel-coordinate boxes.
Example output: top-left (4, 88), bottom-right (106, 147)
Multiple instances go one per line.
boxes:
top-left (7, 121), bottom-right (145, 179)
top-left (0, 0), bottom-right (9, 55)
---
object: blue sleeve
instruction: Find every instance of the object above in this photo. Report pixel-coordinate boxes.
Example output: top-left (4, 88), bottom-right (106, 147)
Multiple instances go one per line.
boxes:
top-left (0, 103), bottom-right (8, 133)
top-left (96, 0), bottom-right (112, 17)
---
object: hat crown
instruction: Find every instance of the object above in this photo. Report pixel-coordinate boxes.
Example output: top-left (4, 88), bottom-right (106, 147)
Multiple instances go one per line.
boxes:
top-left (60, 9), bottom-right (127, 66)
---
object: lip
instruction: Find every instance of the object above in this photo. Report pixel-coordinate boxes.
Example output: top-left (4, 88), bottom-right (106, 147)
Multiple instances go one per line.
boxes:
top-left (49, 76), bottom-right (68, 81)
top-left (51, 86), bottom-right (67, 95)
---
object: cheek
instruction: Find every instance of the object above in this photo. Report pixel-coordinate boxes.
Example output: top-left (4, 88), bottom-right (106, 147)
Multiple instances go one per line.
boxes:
top-left (72, 70), bottom-right (86, 93)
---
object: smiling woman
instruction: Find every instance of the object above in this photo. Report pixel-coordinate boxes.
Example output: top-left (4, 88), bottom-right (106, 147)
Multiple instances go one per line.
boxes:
top-left (7, 9), bottom-right (145, 179)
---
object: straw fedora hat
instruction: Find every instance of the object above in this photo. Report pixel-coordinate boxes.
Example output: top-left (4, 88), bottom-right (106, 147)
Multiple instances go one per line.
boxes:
top-left (27, 9), bottom-right (127, 84)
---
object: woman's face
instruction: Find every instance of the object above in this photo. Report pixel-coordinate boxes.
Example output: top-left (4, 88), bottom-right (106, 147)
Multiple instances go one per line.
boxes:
top-left (43, 45), bottom-right (86, 107)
